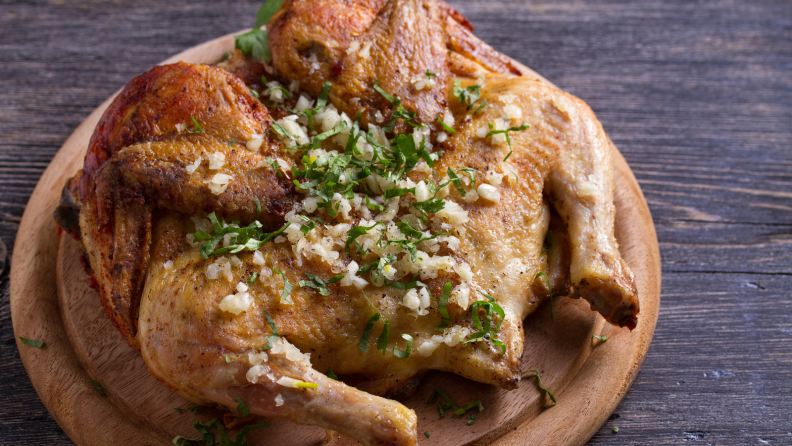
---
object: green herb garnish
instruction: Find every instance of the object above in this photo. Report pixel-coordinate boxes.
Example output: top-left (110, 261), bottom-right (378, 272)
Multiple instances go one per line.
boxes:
top-left (452, 80), bottom-right (481, 110)
top-left (235, 397), bottom-right (251, 417)
top-left (299, 272), bottom-right (343, 296)
top-left (261, 309), bottom-right (281, 350)
top-left (435, 282), bottom-right (452, 331)
top-left (19, 337), bottom-right (44, 348)
top-left (186, 115), bottom-right (203, 134)
top-left (461, 291), bottom-right (506, 353)
top-left (90, 379), bottom-right (105, 396)
top-left (191, 212), bottom-right (289, 259)
top-left (392, 334), bottom-right (413, 358)
top-left (522, 369), bottom-right (556, 404)
top-left (484, 122), bottom-right (529, 161)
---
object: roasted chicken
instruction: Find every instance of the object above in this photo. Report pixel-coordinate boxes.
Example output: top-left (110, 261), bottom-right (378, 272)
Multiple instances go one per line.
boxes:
top-left (56, 1), bottom-right (639, 445)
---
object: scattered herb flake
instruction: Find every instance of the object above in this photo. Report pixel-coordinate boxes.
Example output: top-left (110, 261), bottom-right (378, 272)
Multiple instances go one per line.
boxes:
top-left (235, 397), bottom-right (251, 417)
top-left (392, 333), bottom-right (413, 358)
top-left (90, 379), bottom-right (106, 396)
top-left (186, 115), bottom-right (203, 134)
top-left (522, 369), bottom-right (557, 404)
top-left (19, 337), bottom-right (44, 348)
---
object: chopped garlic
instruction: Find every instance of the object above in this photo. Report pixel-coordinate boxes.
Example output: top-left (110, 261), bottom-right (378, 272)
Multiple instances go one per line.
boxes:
top-left (248, 351), bottom-right (268, 366)
top-left (253, 250), bottom-right (266, 266)
top-left (185, 157), bottom-right (201, 174)
top-left (503, 104), bottom-right (523, 121)
top-left (578, 181), bottom-right (599, 197)
top-left (207, 152), bottom-right (226, 170)
top-left (477, 184), bottom-right (501, 202)
top-left (219, 282), bottom-right (253, 315)
top-left (359, 41), bottom-right (373, 59)
top-left (247, 134), bottom-right (264, 151)
top-left (206, 257), bottom-right (233, 282)
top-left (274, 394), bottom-right (284, 406)
top-left (208, 173), bottom-right (232, 195)
top-left (163, 260), bottom-right (174, 270)
top-left (346, 41), bottom-right (361, 55)
top-left (417, 335), bottom-right (444, 357)
top-left (443, 325), bottom-right (471, 347)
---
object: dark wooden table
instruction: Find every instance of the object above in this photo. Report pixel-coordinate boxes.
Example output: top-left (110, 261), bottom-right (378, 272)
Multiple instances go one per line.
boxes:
top-left (2, 1), bottom-right (791, 444)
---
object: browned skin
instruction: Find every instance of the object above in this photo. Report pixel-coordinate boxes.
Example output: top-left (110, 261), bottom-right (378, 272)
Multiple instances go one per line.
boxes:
top-left (78, 62), bottom-right (294, 351)
top-left (267, 0), bottom-right (519, 131)
top-left (66, 2), bottom-right (638, 444)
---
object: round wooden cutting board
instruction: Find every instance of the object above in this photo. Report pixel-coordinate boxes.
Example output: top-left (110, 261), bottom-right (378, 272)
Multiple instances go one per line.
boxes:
top-left (10, 32), bottom-right (661, 446)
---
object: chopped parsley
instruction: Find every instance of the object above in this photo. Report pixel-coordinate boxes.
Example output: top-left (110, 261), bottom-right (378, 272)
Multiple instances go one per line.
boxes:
top-left (249, 87), bottom-right (260, 100)
top-left (271, 266), bottom-right (293, 304)
top-left (461, 291), bottom-right (506, 353)
top-left (90, 379), bottom-right (106, 396)
top-left (541, 230), bottom-right (553, 254)
top-left (228, 138), bottom-right (237, 146)
top-left (435, 282), bottom-right (452, 331)
top-left (326, 368), bottom-right (338, 380)
top-left (234, 0), bottom-right (285, 63)
top-left (19, 337), bottom-right (44, 348)
top-left (593, 335), bottom-right (608, 343)
top-left (373, 80), bottom-right (423, 131)
top-left (522, 370), bottom-right (557, 404)
top-left (485, 122), bottom-right (530, 161)
top-left (392, 334), bottom-right (413, 358)
top-left (428, 385), bottom-right (484, 422)
top-left (191, 212), bottom-right (289, 259)
top-left (235, 397), bottom-right (251, 417)
top-left (299, 272), bottom-right (343, 296)
top-left (452, 80), bottom-right (482, 110)
top-left (266, 85), bottom-right (290, 98)
top-left (424, 431), bottom-right (431, 438)
top-left (425, 70), bottom-right (438, 79)
top-left (186, 115), bottom-right (203, 134)
top-left (172, 417), bottom-right (270, 446)
top-left (473, 98), bottom-right (487, 115)
top-left (358, 293), bottom-right (394, 356)
top-left (188, 405), bottom-right (203, 414)
top-left (253, 198), bottom-right (262, 213)
top-left (261, 309), bottom-right (281, 350)
top-left (246, 271), bottom-right (259, 286)
top-left (437, 116), bottom-right (456, 134)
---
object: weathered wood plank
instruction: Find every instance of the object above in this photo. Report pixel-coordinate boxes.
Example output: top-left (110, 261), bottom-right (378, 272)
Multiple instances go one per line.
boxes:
top-left (1, 0), bottom-right (790, 444)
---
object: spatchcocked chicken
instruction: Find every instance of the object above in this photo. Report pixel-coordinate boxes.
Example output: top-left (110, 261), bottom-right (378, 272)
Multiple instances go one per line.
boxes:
top-left (55, 0), bottom-right (639, 445)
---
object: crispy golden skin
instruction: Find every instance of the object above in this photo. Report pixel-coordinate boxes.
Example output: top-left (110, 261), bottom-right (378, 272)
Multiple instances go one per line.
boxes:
top-left (78, 62), bottom-right (294, 350)
top-left (64, 1), bottom-right (639, 444)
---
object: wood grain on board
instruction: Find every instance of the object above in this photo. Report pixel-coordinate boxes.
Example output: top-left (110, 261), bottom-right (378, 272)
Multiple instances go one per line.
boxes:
top-left (1, 1), bottom-right (791, 445)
